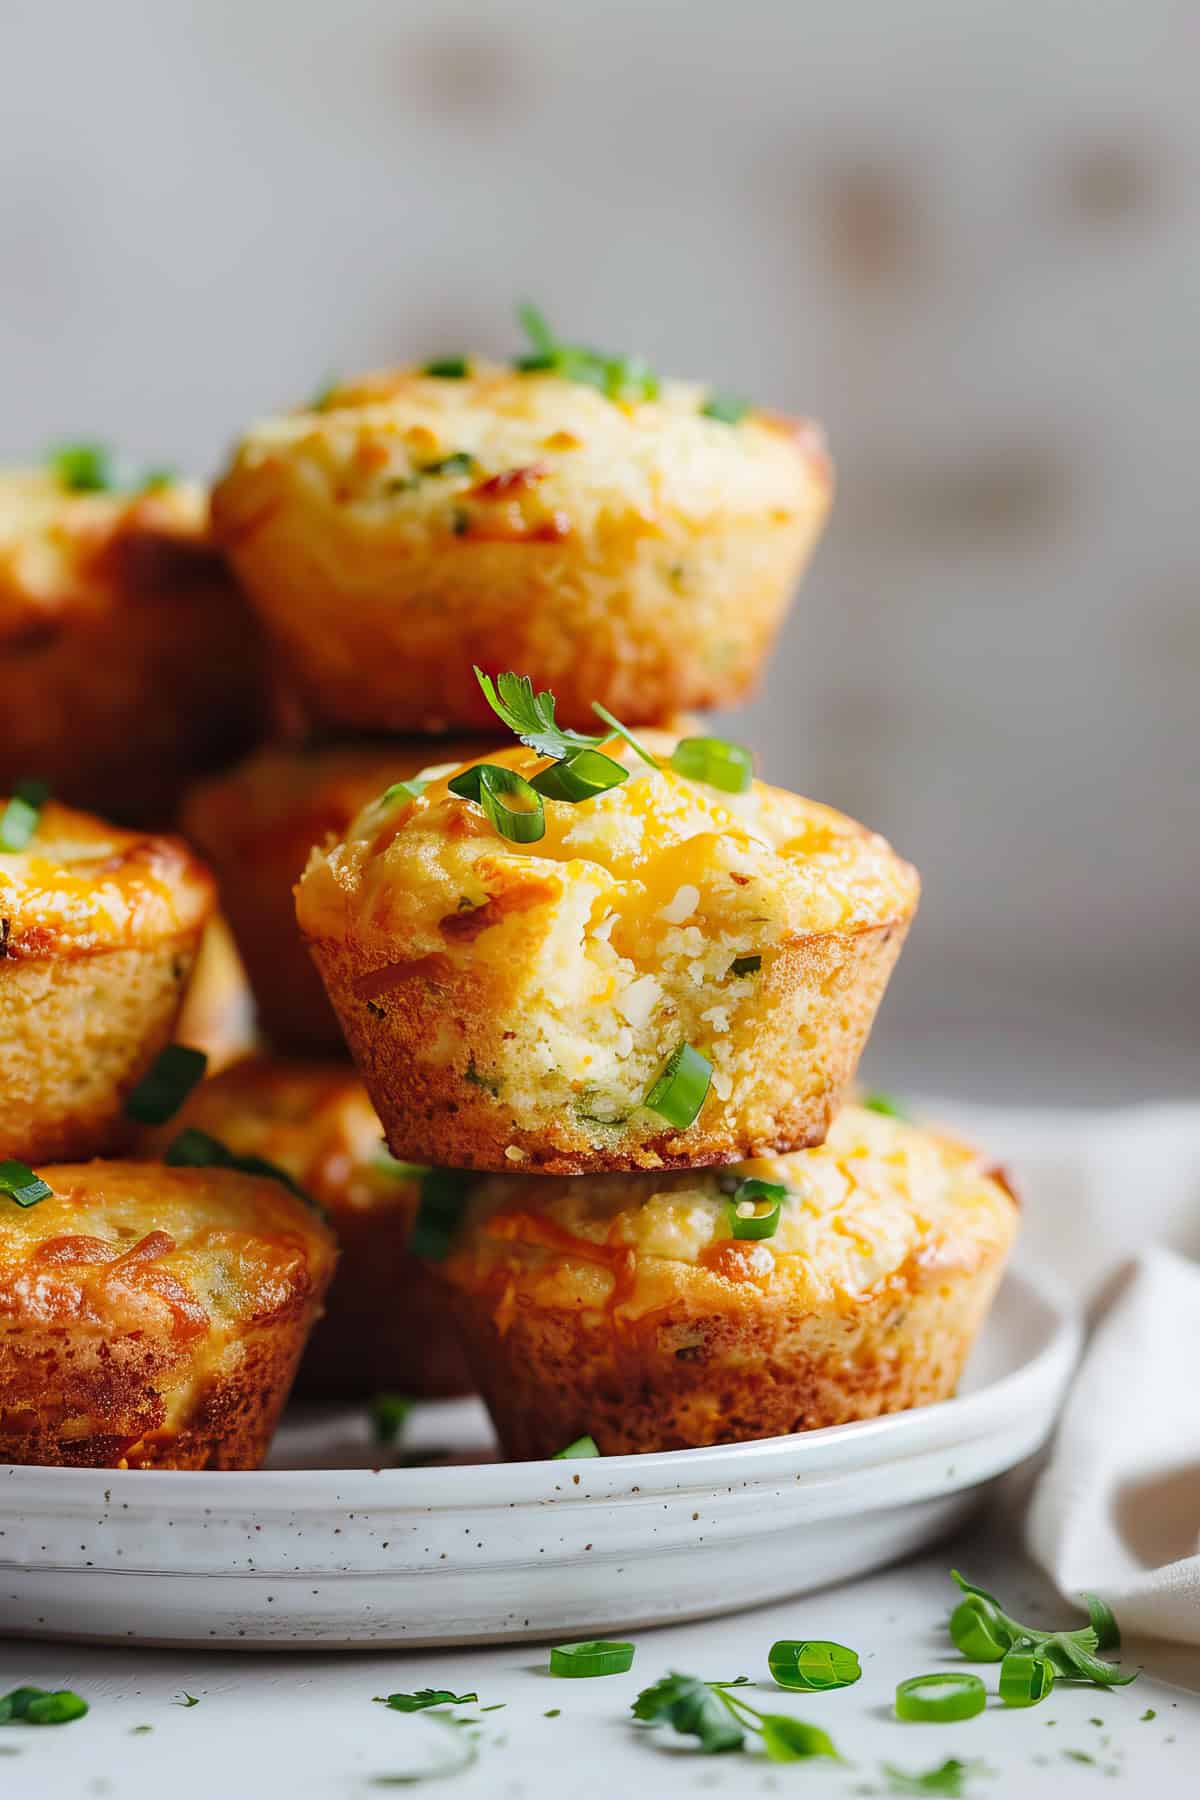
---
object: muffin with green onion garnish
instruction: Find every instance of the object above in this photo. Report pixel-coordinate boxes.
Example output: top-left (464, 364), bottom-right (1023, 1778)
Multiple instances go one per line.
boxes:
top-left (0, 1159), bottom-right (336, 1468)
top-left (184, 739), bottom-right (482, 1055)
top-left (0, 796), bottom-right (215, 1162)
top-left (145, 1057), bottom-right (472, 1398)
top-left (211, 307), bottom-right (831, 734)
top-left (437, 1103), bottom-right (1018, 1457)
top-left (0, 453), bottom-right (266, 826)
top-left (295, 672), bottom-right (918, 1174)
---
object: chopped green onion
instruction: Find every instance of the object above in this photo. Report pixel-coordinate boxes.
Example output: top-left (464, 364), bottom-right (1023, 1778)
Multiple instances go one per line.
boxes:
top-left (880, 1762), bottom-right (989, 1798)
top-left (0, 1162), bottom-right (52, 1208)
top-left (409, 1168), bottom-right (473, 1261)
top-left (730, 954), bottom-right (761, 978)
top-left (0, 1686), bottom-right (88, 1725)
top-left (590, 702), bottom-right (661, 769)
top-left (552, 1434), bottom-right (599, 1460)
top-left (725, 1177), bottom-right (787, 1240)
top-left (124, 1044), bottom-right (207, 1126)
top-left (530, 747), bottom-right (628, 803)
top-left (549, 1641), bottom-right (635, 1679)
top-left (700, 393), bottom-right (750, 425)
top-left (999, 1650), bottom-right (1055, 1708)
top-left (0, 778), bottom-right (49, 851)
top-left (376, 1690), bottom-right (478, 1713)
top-left (948, 1593), bottom-right (1009, 1661)
top-left (895, 1673), bottom-right (986, 1724)
top-left (768, 1640), bottom-right (861, 1692)
top-left (377, 776), bottom-right (428, 809)
top-left (48, 442), bottom-right (113, 492)
top-left (947, 1570), bottom-right (1135, 1688)
top-left (513, 306), bottom-right (659, 403)
top-left (422, 357), bottom-right (470, 379)
top-left (517, 302), bottom-right (557, 359)
top-left (368, 1393), bottom-right (412, 1448)
top-left (421, 451), bottom-right (474, 478)
top-left (163, 1128), bottom-right (311, 1206)
top-left (309, 378), bottom-right (339, 411)
top-left (643, 1042), bottom-right (712, 1129)
top-left (448, 762), bottom-right (546, 844)
top-left (862, 1091), bottom-right (910, 1120)
top-left (670, 736), bottom-right (753, 795)
top-left (175, 1693), bottom-right (200, 1709)
top-left (138, 467), bottom-right (175, 492)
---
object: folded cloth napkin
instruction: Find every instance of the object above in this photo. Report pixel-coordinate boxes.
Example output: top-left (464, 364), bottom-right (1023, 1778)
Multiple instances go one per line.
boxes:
top-left (930, 1100), bottom-right (1200, 1646)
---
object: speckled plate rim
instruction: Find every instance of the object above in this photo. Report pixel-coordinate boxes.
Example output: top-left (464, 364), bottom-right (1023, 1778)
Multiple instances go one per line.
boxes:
top-left (0, 1263), bottom-right (1079, 1515)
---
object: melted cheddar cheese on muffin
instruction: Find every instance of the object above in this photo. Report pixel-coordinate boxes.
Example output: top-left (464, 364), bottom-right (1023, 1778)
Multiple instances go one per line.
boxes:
top-left (0, 800), bottom-right (215, 1160)
top-left (0, 1162), bottom-right (336, 1468)
top-left (440, 1104), bottom-right (1017, 1457)
top-left (0, 469), bottom-right (264, 824)
top-left (152, 1058), bottom-right (471, 1398)
top-left (184, 741), bottom-right (481, 1053)
top-left (296, 733), bottom-right (918, 1172)
top-left (212, 363), bottom-right (831, 733)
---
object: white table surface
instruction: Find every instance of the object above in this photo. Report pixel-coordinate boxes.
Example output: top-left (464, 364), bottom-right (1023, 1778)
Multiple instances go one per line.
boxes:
top-left (2, 1512), bottom-right (1196, 1799)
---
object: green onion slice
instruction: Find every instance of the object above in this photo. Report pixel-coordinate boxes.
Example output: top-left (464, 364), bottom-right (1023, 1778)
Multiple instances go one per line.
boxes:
top-left (377, 777), bottom-right (428, 809)
top-left (948, 1594), bottom-right (1009, 1661)
top-left (999, 1650), bottom-right (1055, 1708)
top-left (0, 1686), bottom-right (88, 1725)
top-left (368, 1393), bottom-right (412, 1448)
top-left (163, 1128), bottom-right (312, 1207)
top-left (422, 357), bottom-right (470, 379)
top-left (530, 747), bottom-right (628, 803)
top-left (895, 1673), bottom-right (987, 1723)
top-left (590, 702), bottom-right (661, 769)
top-left (124, 1044), bottom-right (207, 1125)
top-left (409, 1168), bottom-right (474, 1261)
top-left (725, 1177), bottom-right (787, 1240)
top-left (643, 1043), bottom-right (712, 1129)
top-left (377, 1689), bottom-right (478, 1713)
top-left (552, 1434), bottom-right (599, 1460)
top-left (48, 442), bottom-right (113, 491)
top-left (0, 777), bottom-right (49, 851)
top-left (421, 451), bottom-right (474, 478)
top-left (700, 393), bottom-right (750, 425)
top-left (768, 1639), bottom-right (861, 1692)
top-left (670, 736), bottom-right (753, 795)
top-left (448, 763), bottom-right (546, 843)
top-left (549, 1641), bottom-right (635, 1679)
top-left (862, 1091), bottom-right (910, 1120)
top-left (0, 1161), bottom-right (52, 1207)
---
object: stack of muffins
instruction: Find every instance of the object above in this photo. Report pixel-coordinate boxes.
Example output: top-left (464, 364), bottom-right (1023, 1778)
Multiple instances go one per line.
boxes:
top-left (0, 312), bottom-right (1018, 1468)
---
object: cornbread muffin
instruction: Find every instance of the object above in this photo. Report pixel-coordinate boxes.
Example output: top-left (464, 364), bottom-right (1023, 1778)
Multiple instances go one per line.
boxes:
top-left (0, 800), bottom-right (215, 1161)
top-left (175, 915), bottom-right (258, 1074)
top-left (0, 1161), bottom-right (336, 1468)
top-left (440, 1105), bottom-right (1018, 1458)
top-left (184, 741), bottom-right (479, 1053)
top-left (0, 468), bottom-right (266, 824)
top-left (296, 733), bottom-right (918, 1172)
top-left (152, 1058), bottom-right (472, 1398)
top-left (211, 364), bottom-right (831, 733)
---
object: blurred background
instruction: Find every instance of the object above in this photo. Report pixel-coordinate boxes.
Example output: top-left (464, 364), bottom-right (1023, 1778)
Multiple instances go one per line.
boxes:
top-left (3, 0), bottom-right (1195, 1103)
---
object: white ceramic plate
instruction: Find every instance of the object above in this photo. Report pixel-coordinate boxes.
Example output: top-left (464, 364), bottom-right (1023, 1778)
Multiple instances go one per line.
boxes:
top-left (0, 1264), bottom-right (1077, 1649)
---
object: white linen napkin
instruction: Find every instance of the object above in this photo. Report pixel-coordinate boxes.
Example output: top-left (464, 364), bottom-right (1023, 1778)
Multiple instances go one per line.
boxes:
top-left (927, 1100), bottom-right (1200, 1646)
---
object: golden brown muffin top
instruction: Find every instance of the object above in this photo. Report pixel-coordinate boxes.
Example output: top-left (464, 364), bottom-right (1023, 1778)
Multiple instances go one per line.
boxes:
top-left (0, 468), bottom-right (223, 644)
top-left (448, 1105), bottom-right (1016, 1309)
top-left (0, 799), bottom-right (215, 959)
top-left (0, 1162), bottom-right (336, 1333)
top-left (150, 1057), bottom-right (417, 1220)
top-left (296, 731), bottom-right (918, 962)
top-left (214, 360), bottom-right (830, 549)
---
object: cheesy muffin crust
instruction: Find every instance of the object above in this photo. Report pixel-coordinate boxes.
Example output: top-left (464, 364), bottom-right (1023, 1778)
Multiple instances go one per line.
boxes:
top-left (184, 740), bottom-right (481, 1054)
top-left (0, 469), bottom-right (266, 824)
top-left (152, 1058), bottom-right (471, 1398)
top-left (296, 733), bottom-right (918, 1172)
top-left (439, 1105), bottom-right (1018, 1458)
top-left (0, 1162), bottom-right (336, 1468)
top-left (0, 800), bottom-right (215, 1161)
top-left (211, 363), bottom-right (831, 733)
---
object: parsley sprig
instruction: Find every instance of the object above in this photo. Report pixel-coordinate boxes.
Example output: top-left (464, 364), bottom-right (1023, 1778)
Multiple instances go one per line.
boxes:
top-left (631, 1672), bottom-right (841, 1763)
